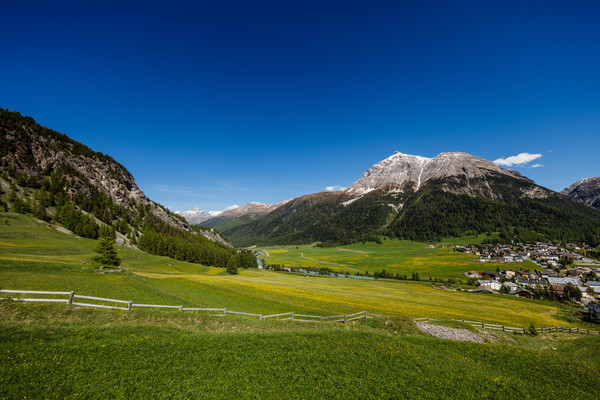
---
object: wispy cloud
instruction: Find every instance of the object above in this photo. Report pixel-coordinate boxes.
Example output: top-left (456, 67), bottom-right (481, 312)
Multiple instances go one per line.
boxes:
top-left (325, 185), bottom-right (346, 192)
top-left (211, 180), bottom-right (246, 191)
top-left (225, 204), bottom-right (239, 210)
top-left (493, 153), bottom-right (542, 167)
top-left (147, 184), bottom-right (195, 195)
top-left (530, 164), bottom-right (545, 168)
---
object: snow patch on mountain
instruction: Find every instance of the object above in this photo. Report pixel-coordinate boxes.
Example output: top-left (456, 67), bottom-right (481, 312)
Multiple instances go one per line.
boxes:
top-left (175, 206), bottom-right (222, 225)
top-left (344, 151), bottom-right (528, 197)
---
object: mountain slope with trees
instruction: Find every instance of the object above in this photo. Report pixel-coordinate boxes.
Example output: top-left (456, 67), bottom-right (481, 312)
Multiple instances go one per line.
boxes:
top-left (0, 108), bottom-right (234, 267)
top-left (221, 153), bottom-right (600, 247)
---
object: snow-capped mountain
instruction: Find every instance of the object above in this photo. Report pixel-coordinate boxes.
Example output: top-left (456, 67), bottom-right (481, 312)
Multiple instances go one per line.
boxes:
top-left (175, 207), bottom-right (222, 225)
top-left (216, 151), bottom-right (600, 247)
top-left (344, 151), bottom-right (536, 197)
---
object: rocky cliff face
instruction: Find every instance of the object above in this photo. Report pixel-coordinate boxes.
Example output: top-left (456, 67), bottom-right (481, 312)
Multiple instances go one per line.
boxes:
top-left (562, 177), bottom-right (600, 210)
top-left (0, 108), bottom-right (230, 246)
top-left (345, 151), bottom-right (547, 199)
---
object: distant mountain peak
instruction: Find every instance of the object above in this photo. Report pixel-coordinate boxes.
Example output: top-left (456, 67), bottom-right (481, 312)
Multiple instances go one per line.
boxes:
top-left (175, 207), bottom-right (223, 225)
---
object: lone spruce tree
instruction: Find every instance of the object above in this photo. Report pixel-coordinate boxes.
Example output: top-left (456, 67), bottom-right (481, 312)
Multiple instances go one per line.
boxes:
top-left (226, 256), bottom-right (238, 275)
top-left (92, 236), bottom-right (121, 269)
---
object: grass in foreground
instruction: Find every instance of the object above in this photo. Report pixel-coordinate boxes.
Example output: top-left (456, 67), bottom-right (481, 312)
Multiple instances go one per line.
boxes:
top-left (0, 303), bottom-right (599, 399)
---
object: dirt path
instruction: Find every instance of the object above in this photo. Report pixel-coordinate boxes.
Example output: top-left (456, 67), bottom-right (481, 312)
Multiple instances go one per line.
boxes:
top-left (415, 321), bottom-right (488, 343)
top-left (336, 248), bottom-right (371, 254)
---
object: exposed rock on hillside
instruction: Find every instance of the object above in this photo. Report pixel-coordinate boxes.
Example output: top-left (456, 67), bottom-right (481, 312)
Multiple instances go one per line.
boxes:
top-left (345, 151), bottom-right (545, 199)
top-left (0, 108), bottom-right (230, 247)
top-left (562, 177), bottom-right (600, 210)
top-left (218, 151), bottom-right (600, 247)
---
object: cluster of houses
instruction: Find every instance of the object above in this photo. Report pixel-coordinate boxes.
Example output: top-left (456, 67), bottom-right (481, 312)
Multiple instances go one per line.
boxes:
top-left (458, 242), bottom-right (600, 302)
top-left (454, 242), bottom-right (594, 268)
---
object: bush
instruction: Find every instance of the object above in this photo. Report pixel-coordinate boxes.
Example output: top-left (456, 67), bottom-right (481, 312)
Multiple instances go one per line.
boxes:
top-left (528, 322), bottom-right (538, 336)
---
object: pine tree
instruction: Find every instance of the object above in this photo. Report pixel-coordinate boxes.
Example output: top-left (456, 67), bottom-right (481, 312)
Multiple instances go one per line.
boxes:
top-left (92, 237), bottom-right (121, 268)
top-left (226, 256), bottom-right (238, 275)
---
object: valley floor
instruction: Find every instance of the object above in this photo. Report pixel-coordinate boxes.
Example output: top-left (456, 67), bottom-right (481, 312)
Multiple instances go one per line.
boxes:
top-left (1, 212), bottom-right (600, 398)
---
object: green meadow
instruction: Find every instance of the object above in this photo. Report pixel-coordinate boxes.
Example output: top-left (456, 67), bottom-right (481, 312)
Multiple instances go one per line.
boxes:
top-left (258, 238), bottom-right (529, 279)
top-left (1, 302), bottom-right (599, 399)
top-left (0, 211), bottom-right (591, 327)
top-left (1, 211), bottom-right (600, 398)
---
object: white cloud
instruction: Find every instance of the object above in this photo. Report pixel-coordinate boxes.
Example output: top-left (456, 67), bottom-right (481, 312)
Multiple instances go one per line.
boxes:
top-left (225, 204), bottom-right (239, 211)
top-left (493, 153), bottom-right (542, 167)
top-left (325, 186), bottom-right (346, 192)
top-left (530, 164), bottom-right (545, 168)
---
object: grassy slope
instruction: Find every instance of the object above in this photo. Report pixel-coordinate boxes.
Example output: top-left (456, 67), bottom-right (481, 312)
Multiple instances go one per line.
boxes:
top-left (1, 303), bottom-right (599, 399)
top-left (259, 237), bottom-right (527, 279)
top-left (0, 212), bottom-right (590, 328)
top-left (2, 212), bottom-right (600, 398)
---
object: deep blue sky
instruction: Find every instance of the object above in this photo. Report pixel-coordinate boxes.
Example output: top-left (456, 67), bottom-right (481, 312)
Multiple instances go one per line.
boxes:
top-left (2, 1), bottom-right (599, 212)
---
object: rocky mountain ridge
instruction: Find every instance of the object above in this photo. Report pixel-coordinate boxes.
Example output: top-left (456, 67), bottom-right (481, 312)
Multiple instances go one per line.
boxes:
top-left (175, 206), bottom-right (221, 225)
top-left (0, 108), bottom-right (230, 247)
top-left (201, 200), bottom-right (292, 231)
top-left (215, 151), bottom-right (600, 247)
top-left (562, 177), bottom-right (600, 210)
top-left (345, 151), bottom-right (545, 199)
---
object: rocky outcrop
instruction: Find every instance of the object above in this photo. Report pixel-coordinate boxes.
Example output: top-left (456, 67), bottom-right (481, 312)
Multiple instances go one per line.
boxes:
top-left (344, 151), bottom-right (545, 199)
top-left (0, 108), bottom-right (230, 246)
top-left (562, 177), bottom-right (600, 210)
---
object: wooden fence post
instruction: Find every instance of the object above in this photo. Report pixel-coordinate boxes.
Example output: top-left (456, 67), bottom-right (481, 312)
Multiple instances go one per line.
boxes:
top-left (344, 315), bottom-right (347, 324)
top-left (291, 311), bottom-right (294, 321)
top-left (481, 322), bottom-right (484, 328)
top-left (223, 308), bottom-right (226, 316)
top-left (502, 326), bottom-right (505, 332)
top-left (364, 310), bottom-right (367, 320)
top-left (67, 291), bottom-right (74, 305)
top-left (320, 315), bottom-right (323, 322)
top-left (128, 301), bottom-right (132, 311)
top-left (259, 314), bottom-right (262, 321)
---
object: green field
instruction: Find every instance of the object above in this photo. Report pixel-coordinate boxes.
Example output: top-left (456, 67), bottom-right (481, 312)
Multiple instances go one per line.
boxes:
top-left (258, 238), bottom-right (531, 279)
top-left (2, 211), bottom-right (600, 398)
top-left (0, 212), bottom-right (583, 327)
top-left (1, 302), bottom-right (599, 399)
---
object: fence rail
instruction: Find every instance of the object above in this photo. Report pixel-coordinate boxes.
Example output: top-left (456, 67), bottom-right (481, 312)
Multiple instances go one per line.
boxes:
top-left (414, 316), bottom-right (600, 336)
top-left (0, 288), bottom-right (381, 324)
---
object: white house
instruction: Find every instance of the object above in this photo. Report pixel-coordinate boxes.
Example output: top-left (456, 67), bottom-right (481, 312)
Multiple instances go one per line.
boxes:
top-left (547, 277), bottom-right (581, 286)
top-left (477, 280), bottom-right (502, 291)
top-left (503, 282), bottom-right (519, 292)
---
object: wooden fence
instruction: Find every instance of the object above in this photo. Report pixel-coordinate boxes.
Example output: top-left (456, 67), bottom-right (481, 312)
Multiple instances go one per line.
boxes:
top-left (0, 288), bottom-right (383, 323)
top-left (413, 317), bottom-right (600, 336)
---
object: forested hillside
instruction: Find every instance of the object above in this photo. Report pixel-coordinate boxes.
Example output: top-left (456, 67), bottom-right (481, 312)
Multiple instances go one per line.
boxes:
top-left (0, 108), bottom-right (235, 267)
top-left (220, 173), bottom-right (600, 247)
